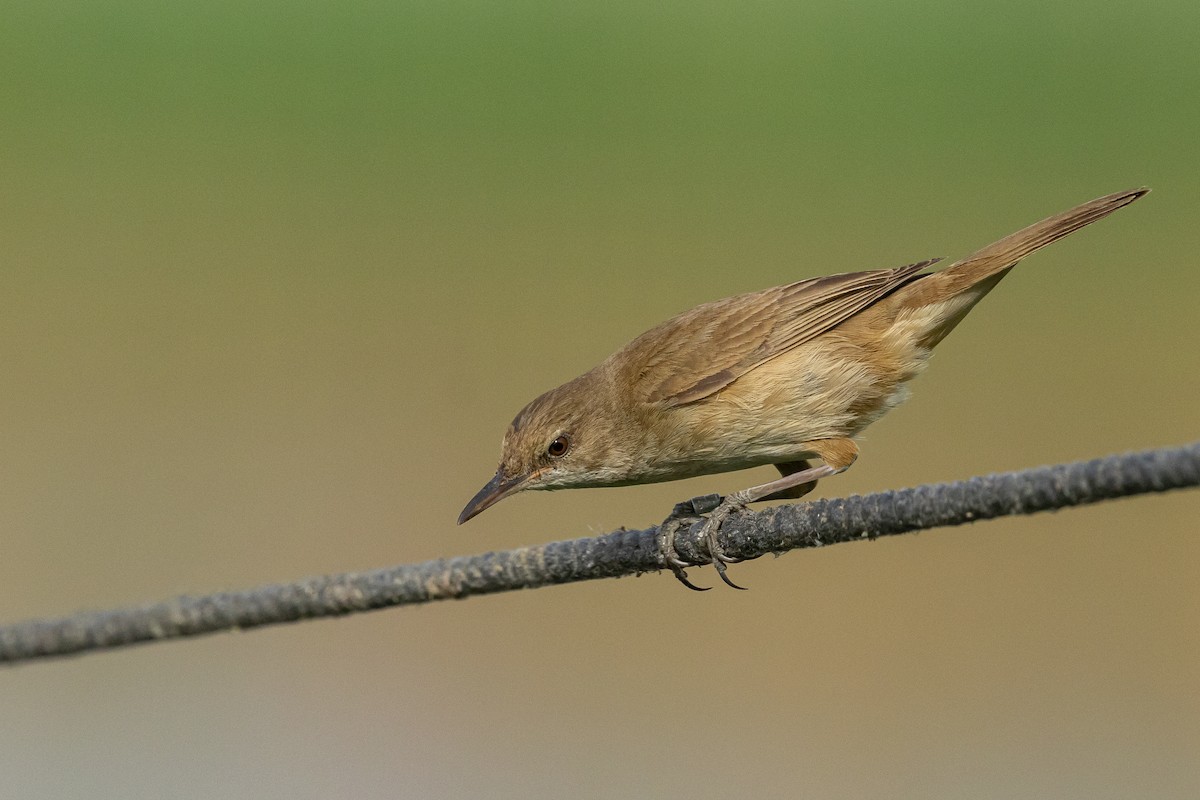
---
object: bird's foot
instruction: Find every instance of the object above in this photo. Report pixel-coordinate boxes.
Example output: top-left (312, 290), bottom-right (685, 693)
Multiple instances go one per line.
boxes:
top-left (657, 492), bottom-right (749, 591)
top-left (696, 494), bottom-right (750, 590)
top-left (656, 494), bottom-right (722, 591)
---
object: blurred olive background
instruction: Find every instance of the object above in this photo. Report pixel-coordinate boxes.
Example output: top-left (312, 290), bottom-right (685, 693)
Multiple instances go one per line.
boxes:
top-left (2, 1), bottom-right (1197, 797)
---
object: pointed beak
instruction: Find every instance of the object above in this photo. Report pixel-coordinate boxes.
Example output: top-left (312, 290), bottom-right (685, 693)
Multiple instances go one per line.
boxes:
top-left (457, 469), bottom-right (531, 525)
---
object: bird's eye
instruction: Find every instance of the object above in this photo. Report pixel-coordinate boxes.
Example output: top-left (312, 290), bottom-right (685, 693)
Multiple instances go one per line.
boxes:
top-left (546, 435), bottom-right (571, 459)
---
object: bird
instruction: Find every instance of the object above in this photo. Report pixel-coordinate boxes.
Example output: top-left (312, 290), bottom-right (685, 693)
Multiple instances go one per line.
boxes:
top-left (458, 188), bottom-right (1148, 590)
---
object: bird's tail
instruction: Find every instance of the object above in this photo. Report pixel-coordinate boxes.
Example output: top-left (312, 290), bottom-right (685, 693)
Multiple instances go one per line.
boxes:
top-left (889, 187), bottom-right (1148, 348)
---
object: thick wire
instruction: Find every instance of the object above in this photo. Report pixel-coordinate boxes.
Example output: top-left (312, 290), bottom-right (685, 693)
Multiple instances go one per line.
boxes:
top-left (2, 442), bottom-right (1197, 664)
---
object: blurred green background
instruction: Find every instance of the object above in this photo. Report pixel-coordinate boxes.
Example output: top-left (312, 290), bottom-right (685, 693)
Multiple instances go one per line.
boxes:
top-left (2, 1), bottom-right (1197, 797)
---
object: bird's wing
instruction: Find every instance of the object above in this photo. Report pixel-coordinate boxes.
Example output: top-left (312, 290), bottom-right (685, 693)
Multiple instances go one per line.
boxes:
top-left (628, 259), bottom-right (940, 407)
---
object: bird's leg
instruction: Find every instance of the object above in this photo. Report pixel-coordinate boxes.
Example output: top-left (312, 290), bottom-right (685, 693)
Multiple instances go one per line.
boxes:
top-left (763, 459), bottom-right (819, 501)
top-left (656, 494), bottom-right (723, 591)
top-left (693, 438), bottom-right (860, 590)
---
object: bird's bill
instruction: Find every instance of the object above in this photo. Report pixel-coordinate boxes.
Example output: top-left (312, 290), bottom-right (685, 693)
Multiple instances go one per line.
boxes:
top-left (457, 469), bottom-right (531, 524)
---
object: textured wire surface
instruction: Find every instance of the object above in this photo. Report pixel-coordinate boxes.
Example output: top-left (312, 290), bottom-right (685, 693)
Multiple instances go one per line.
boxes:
top-left (2, 442), bottom-right (1197, 665)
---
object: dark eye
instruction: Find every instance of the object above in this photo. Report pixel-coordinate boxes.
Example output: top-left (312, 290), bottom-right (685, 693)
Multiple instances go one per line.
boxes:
top-left (546, 434), bottom-right (571, 458)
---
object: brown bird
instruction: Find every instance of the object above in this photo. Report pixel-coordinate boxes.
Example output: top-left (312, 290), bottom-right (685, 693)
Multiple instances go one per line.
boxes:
top-left (459, 188), bottom-right (1148, 589)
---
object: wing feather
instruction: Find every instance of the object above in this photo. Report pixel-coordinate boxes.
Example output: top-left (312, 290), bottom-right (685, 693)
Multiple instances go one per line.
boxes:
top-left (626, 259), bottom-right (940, 407)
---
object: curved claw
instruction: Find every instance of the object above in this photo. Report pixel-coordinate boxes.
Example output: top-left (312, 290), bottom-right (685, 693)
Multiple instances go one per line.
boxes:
top-left (713, 560), bottom-right (749, 591)
top-left (672, 568), bottom-right (711, 592)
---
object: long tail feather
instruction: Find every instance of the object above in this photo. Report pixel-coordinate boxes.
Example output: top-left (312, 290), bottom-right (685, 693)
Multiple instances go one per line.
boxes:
top-left (903, 188), bottom-right (1148, 308)
top-left (887, 187), bottom-right (1148, 348)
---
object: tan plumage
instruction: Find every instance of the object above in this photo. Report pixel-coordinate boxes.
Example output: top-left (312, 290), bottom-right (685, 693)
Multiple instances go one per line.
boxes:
top-left (459, 189), bottom-right (1148, 538)
top-left (629, 258), bottom-right (941, 407)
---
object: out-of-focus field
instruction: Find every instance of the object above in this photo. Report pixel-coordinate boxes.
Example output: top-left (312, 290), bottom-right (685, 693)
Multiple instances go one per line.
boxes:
top-left (1, 2), bottom-right (1196, 797)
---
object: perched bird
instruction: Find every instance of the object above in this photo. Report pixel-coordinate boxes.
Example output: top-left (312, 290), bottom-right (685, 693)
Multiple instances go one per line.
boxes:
top-left (459, 188), bottom-right (1148, 589)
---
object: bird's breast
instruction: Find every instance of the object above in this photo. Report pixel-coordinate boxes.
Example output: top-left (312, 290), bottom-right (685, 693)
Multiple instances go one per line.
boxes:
top-left (627, 334), bottom-right (925, 482)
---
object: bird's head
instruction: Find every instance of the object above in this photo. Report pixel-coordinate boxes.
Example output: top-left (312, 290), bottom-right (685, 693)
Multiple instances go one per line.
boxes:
top-left (457, 372), bottom-right (630, 524)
